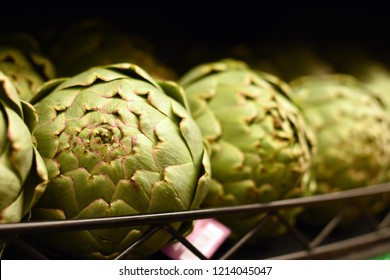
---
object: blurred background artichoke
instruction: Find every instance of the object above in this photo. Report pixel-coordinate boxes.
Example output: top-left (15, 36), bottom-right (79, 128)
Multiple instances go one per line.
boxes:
top-left (41, 18), bottom-right (177, 81)
top-left (0, 32), bottom-right (57, 102)
top-left (290, 74), bottom-right (390, 227)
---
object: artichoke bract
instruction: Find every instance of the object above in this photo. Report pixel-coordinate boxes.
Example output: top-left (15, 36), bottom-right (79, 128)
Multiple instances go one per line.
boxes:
top-left (29, 63), bottom-right (211, 259)
top-left (290, 74), bottom-right (390, 226)
top-left (179, 59), bottom-right (316, 240)
top-left (0, 32), bottom-right (56, 102)
top-left (0, 71), bottom-right (48, 253)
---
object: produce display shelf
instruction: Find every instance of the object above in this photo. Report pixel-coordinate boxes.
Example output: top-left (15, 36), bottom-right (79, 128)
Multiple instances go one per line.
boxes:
top-left (2, 182), bottom-right (390, 260)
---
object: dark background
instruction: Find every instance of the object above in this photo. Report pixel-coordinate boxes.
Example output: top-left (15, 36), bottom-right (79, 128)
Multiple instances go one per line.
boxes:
top-left (2, 2), bottom-right (389, 74)
top-left (2, 3), bottom-right (386, 42)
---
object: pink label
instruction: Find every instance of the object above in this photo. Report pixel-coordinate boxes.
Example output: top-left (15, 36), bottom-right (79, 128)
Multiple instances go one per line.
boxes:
top-left (161, 218), bottom-right (231, 260)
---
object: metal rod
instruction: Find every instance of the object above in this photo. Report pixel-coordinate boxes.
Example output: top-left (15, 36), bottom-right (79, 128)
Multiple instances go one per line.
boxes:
top-left (219, 213), bottom-right (274, 260)
top-left (2, 183), bottom-right (390, 236)
top-left (115, 225), bottom-right (162, 260)
top-left (309, 204), bottom-right (349, 248)
top-left (378, 209), bottom-right (390, 229)
top-left (266, 227), bottom-right (390, 260)
top-left (163, 224), bottom-right (208, 260)
top-left (273, 211), bottom-right (311, 250)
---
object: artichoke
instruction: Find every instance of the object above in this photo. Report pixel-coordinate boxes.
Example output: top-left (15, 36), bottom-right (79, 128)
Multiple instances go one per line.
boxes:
top-left (320, 46), bottom-right (390, 184)
top-left (0, 71), bottom-right (48, 253)
top-left (42, 18), bottom-right (176, 81)
top-left (0, 32), bottom-right (56, 102)
top-left (179, 59), bottom-right (316, 240)
top-left (290, 74), bottom-right (390, 226)
top-left (29, 63), bottom-right (211, 259)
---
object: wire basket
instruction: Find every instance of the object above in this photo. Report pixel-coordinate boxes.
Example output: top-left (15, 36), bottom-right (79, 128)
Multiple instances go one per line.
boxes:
top-left (2, 182), bottom-right (390, 260)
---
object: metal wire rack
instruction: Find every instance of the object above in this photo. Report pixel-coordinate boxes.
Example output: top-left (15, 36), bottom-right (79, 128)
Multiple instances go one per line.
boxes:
top-left (2, 182), bottom-right (390, 260)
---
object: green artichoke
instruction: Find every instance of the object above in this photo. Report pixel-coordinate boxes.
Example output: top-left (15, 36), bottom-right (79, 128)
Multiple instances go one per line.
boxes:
top-left (0, 71), bottom-right (48, 253)
top-left (29, 63), bottom-right (211, 259)
top-left (320, 46), bottom-right (390, 184)
top-left (42, 18), bottom-right (176, 81)
top-left (290, 74), bottom-right (390, 226)
top-left (0, 32), bottom-right (56, 102)
top-left (179, 59), bottom-right (316, 240)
